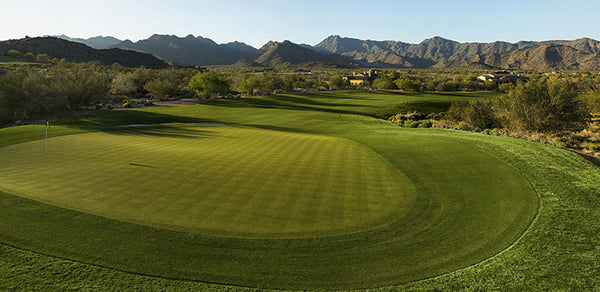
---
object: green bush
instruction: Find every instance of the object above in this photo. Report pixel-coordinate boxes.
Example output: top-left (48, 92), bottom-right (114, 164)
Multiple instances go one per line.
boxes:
top-left (51, 64), bottom-right (111, 109)
top-left (327, 75), bottom-right (348, 90)
top-left (6, 49), bottom-right (22, 59)
top-left (418, 120), bottom-right (433, 128)
top-left (445, 100), bottom-right (498, 130)
top-left (373, 78), bottom-right (395, 90)
top-left (35, 54), bottom-right (50, 63)
top-left (426, 112), bottom-right (441, 120)
top-left (23, 52), bottom-right (35, 62)
top-left (0, 67), bottom-right (64, 124)
top-left (395, 78), bottom-right (420, 91)
top-left (144, 78), bottom-right (179, 100)
top-left (188, 71), bottom-right (230, 99)
top-left (498, 79), bottom-right (589, 132)
top-left (405, 121), bottom-right (421, 128)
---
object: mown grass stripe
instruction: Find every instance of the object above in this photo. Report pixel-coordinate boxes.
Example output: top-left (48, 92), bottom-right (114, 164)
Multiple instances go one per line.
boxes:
top-left (0, 91), bottom-right (547, 290)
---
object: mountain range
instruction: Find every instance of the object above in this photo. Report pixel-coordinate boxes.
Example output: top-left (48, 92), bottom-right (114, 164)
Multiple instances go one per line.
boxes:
top-left (8, 34), bottom-right (600, 70)
top-left (51, 35), bottom-right (122, 49)
top-left (110, 34), bottom-right (256, 66)
top-left (314, 35), bottom-right (600, 70)
top-left (0, 37), bottom-right (167, 68)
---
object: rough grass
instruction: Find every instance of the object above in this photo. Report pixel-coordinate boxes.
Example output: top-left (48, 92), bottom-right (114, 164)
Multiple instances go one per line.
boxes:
top-left (1, 91), bottom-right (593, 290)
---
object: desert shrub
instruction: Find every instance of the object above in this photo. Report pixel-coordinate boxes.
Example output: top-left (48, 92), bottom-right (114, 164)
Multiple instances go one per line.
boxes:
top-left (23, 52), bottom-right (35, 62)
top-left (405, 121), bottom-right (421, 128)
top-left (111, 67), bottom-right (162, 97)
top-left (35, 54), bottom-right (50, 63)
top-left (418, 120), bottom-right (433, 128)
top-left (260, 73), bottom-right (286, 94)
top-left (373, 77), bottom-right (395, 90)
top-left (497, 79), bottom-right (589, 132)
top-left (6, 49), bottom-right (22, 59)
top-left (445, 100), bottom-right (498, 130)
top-left (395, 78), bottom-right (421, 91)
top-left (406, 112), bottom-right (426, 120)
top-left (0, 67), bottom-right (64, 124)
top-left (51, 64), bottom-right (111, 109)
top-left (111, 72), bottom-right (138, 95)
top-left (327, 75), bottom-right (348, 90)
top-left (188, 71), bottom-right (230, 99)
top-left (586, 143), bottom-right (600, 151)
top-left (426, 112), bottom-right (441, 120)
top-left (582, 87), bottom-right (600, 115)
top-left (144, 78), bottom-right (179, 100)
top-left (237, 75), bottom-right (263, 95)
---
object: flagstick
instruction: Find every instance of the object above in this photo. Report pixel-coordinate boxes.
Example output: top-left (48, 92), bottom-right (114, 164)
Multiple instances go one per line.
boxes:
top-left (45, 121), bottom-right (49, 153)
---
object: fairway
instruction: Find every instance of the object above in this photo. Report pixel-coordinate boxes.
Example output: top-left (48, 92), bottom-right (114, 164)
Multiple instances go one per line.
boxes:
top-left (0, 91), bottom-right (547, 290)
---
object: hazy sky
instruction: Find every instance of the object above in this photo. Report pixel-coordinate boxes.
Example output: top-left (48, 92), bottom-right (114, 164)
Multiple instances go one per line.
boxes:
top-left (2, 0), bottom-right (599, 48)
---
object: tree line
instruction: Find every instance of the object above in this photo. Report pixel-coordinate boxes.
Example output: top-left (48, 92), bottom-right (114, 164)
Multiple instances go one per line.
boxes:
top-left (2, 61), bottom-right (600, 128)
top-left (442, 78), bottom-right (590, 133)
top-left (0, 64), bottom-right (334, 124)
top-left (389, 76), bottom-right (600, 154)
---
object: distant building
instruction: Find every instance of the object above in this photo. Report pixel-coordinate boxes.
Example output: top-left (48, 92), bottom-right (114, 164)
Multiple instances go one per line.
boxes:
top-left (477, 71), bottom-right (530, 83)
top-left (343, 69), bottom-right (380, 86)
top-left (345, 75), bottom-right (372, 86)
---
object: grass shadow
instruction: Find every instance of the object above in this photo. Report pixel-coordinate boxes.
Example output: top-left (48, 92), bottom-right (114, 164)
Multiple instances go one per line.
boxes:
top-left (55, 110), bottom-right (228, 139)
top-left (570, 150), bottom-right (600, 168)
top-left (103, 125), bottom-right (220, 139)
top-left (59, 110), bottom-right (222, 128)
top-left (208, 95), bottom-right (366, 116)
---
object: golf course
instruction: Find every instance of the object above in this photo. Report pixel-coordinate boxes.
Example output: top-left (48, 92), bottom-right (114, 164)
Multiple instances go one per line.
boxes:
top-left (1, 91), bottom-right (599, 290)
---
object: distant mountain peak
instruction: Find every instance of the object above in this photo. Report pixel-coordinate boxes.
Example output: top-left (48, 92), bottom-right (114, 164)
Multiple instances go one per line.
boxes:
top-left (255, 39), bottom-right (357, 68)
top-left (420, 36), bottom-right (457, 45)
top-left (110, 34), bottom-right (256, 66)
top-left (51, 34), bottom-right (123, 49)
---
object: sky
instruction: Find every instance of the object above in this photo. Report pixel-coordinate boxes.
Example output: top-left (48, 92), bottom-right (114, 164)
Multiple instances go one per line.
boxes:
top-left (2, 0), bottom-right (600, 48)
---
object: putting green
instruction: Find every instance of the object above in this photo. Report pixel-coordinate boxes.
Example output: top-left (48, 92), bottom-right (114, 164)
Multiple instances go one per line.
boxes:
top-left (0, 92), bottom-right (540, 289)
top-left (0, 125), bottom-right (415, 238)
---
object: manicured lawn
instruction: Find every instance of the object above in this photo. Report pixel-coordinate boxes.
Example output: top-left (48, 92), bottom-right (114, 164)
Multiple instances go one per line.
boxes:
top-left (0, 125), bottom-right (414, 238)
top-left (1, 91), bottom-right (596, 290)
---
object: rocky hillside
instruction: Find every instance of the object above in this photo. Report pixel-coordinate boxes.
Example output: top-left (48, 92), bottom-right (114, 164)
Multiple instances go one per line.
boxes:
top-left (315, 35), bottom-right (600, 69)
top-left (17, 34), bottom-right (600, 70)
top-left (469, 45), bottom-right (600, 71)
top-left (0, 37), bottom-right (168, 68)
top-left (110, 34), bottom-right (256, 66)
top-left (254, 40), bottom-right (358, 68)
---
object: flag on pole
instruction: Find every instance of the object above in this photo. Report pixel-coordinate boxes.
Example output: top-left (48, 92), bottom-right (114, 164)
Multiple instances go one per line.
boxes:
top-left (45, 121), bottom-right (50, 153)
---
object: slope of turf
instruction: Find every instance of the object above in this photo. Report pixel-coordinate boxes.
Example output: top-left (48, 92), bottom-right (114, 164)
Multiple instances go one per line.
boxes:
top-left (0, 91), bottom-right (548, 290)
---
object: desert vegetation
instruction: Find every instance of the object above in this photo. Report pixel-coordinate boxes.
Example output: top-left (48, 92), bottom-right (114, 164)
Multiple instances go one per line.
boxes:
top-left (431, 77), bottom-right (600, 157)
